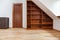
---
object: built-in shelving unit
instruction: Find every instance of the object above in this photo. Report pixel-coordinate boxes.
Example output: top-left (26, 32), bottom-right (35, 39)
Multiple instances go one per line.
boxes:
top-left (27, 1), bottom-right (53, 29)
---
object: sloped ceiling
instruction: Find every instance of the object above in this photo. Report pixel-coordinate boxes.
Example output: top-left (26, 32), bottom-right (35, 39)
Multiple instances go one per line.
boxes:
top-left (31, 0), bottom-right (59, 20)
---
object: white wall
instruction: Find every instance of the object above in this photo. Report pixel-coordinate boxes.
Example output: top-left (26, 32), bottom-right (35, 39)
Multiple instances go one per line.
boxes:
top-left (39, 0), bottom-right (60, 16)
top-left (53, 20), bottom-right (60, 31)
top-left (0, 0), bottom-right (27, 28)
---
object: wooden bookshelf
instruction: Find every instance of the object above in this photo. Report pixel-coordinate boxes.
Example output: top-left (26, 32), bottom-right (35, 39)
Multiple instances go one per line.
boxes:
top-left (27, 1), bottom-right (53, 29)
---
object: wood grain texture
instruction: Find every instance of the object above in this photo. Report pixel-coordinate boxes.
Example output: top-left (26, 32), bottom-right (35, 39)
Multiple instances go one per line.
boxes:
top-left (13, 4), bottom-right (22, 28)
top-left (0, 28), bottom-right (60, 40)
top-left (27, 1), bottom-right (53, 29)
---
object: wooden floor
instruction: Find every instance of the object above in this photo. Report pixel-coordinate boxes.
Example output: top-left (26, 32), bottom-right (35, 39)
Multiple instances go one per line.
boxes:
top-left (0, 28), bottom-right (60, 40)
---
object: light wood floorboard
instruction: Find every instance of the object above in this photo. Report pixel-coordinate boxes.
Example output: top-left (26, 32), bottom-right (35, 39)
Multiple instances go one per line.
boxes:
top-left (0, 28), bottom-right (60, 40)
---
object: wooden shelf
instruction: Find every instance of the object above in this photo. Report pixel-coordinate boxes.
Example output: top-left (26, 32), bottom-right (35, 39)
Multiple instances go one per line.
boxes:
top-left (27, 13), bottom-right (41, 15)
top-left (27, 1), bottom-right (53, 29)
top-left (29, 19), bottom-right (41, 20)
top-left (42, 22), bottom-right (53, 24)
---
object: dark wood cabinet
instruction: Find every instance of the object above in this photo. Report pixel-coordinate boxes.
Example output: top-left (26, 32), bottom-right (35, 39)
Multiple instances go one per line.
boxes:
top-left (0, 17), bottom-right (9, 29)
top-left (27, 1), bottom-right (53, 29)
